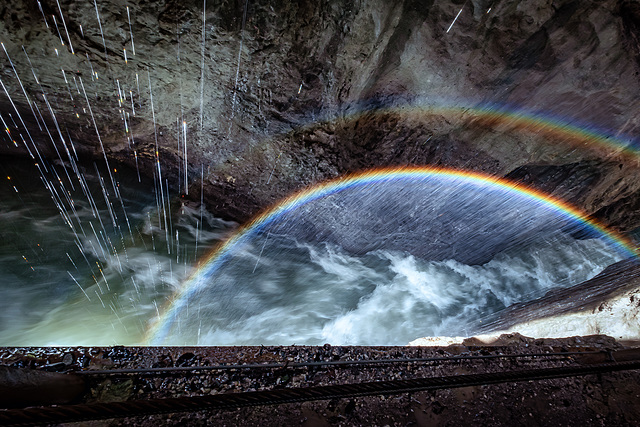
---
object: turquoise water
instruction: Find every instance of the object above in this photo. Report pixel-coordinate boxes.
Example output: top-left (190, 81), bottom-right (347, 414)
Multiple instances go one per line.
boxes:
top-left (0, 157), bottom-right (230, 345)
top-left (0, 157), bottom-right (628, 346)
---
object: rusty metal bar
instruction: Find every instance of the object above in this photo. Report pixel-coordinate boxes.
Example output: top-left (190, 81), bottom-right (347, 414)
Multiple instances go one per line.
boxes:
top-left (1, 359), bottom-right (639, 426)
top-left (75, 350), bottom-right (604, 376)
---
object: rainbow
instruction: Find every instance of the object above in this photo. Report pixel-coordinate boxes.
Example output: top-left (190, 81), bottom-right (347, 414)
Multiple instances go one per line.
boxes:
top-left (259, 100), bottom-right (640, 162)
top-left (147, 166), bottom-right (639, 344)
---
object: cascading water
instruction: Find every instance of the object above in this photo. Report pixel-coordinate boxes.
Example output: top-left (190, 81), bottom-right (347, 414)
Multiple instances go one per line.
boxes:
top-left (157, 235), bottom-right (623, 346)
top-left (0, 158), bottom-right (632, 346)
top-left (0, 157), bottom-right (233, 345)
top-left (149, 170), bottom-right (633, 346)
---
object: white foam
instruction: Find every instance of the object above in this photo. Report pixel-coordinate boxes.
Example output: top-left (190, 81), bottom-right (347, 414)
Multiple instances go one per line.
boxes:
top-left (316, 235), bottom-right (622, 345)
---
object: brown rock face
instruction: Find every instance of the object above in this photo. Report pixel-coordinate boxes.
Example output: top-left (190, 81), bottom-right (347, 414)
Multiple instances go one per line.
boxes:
top-left (2, 0), bottom-right (640, 230)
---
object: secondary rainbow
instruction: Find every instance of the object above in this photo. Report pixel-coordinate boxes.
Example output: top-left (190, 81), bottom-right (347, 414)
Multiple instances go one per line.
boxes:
top-left (147, 166), bottom-right (639, 343)
top-left (256, 100), bottom-right (640, 161)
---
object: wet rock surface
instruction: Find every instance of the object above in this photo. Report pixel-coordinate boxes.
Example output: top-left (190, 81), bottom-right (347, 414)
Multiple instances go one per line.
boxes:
top-left (478, 258), bottom-right (640, 334)
top-left (1, 1), bottom-right (640, 230)
top-left (1, 335), bottom-right (640, 426)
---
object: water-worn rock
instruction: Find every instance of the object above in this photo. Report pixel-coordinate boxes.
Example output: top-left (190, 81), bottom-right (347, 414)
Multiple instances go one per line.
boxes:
top-left (2, 0), bottom-right (640, 230)
top-left (474, 258), bottom-right (640, 342)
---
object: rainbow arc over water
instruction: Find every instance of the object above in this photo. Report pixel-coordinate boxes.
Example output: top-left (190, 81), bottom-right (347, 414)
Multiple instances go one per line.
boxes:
top-left (147, 166), bottom-right (639, 343)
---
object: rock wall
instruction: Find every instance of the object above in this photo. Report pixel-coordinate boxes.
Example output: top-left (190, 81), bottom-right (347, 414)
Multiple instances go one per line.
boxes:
top-left (2, 0), bottom-right (640, 229)
top-left (473, 258), bottom-right (640, 341)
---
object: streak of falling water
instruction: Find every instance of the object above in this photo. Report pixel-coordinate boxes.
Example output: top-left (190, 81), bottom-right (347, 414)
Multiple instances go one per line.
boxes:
top-left (52, 15), bottom-right (65, 47)
top-left (55, 0), bottom-right (75, 54)
top-left (175, 29), bottom-right (184, 196)
top-left (176, 117), bottom-right (182, 194)
top-left (166, 178), bottom-right (174, 255)
top-left (93, 0), bottom-right (109, 61)
top-left (183, 121), bottom-right (188, 195)
top-left (228, 0), bottom-right (250, 135)
top-left (126, 6), bottom-right (136, 56)
top-left (195, 165), bottom-right (204, 257)
top-left (36, 1), bottom-right (49, 28)
top-left (200, 0), bottom-right (206, 131)
top-left (85, 53), bottom-right (96, 80)
top-left (146, 71), bottom-right (170, 250)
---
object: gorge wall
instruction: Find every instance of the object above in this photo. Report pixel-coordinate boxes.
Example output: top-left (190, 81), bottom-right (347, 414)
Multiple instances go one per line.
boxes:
top-left (1, 0), bottom-right (640, 230)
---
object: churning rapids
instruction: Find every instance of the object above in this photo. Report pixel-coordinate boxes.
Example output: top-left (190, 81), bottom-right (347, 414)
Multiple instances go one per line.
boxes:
top-left (0, 158), bottom-right (629, 346)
